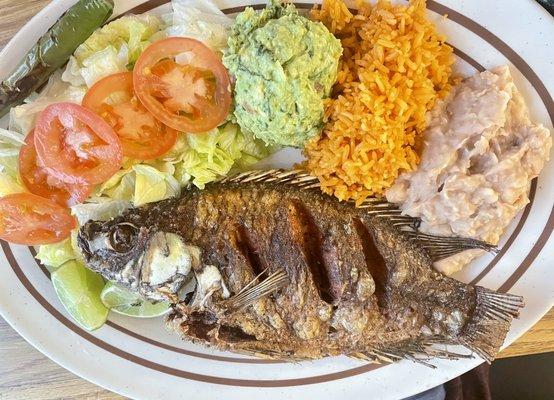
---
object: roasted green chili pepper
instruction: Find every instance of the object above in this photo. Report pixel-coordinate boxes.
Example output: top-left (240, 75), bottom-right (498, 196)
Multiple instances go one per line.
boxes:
top-left (0, 0), bottom-right (114, 118)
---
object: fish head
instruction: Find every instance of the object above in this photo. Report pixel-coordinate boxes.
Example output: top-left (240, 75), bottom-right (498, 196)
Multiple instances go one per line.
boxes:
top-left (77, 215), bottom-right (199, 302)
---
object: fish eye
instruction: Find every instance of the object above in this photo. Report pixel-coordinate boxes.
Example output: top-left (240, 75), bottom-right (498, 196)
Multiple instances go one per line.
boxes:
top-left (109, 222), bottom-right (139, 253)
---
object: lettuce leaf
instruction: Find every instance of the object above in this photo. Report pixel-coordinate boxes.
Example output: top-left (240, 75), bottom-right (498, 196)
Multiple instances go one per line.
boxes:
top-left (9, 71), bottom-right (86, 134)
top-left (62, 15), bottom-right (163, 87)
top-left (0, 128), bottom-right (25, 155)
top-left (72, 45), bottom-right (129, 88)
top-left (132, 164), bottom-right (180, 206)
top-left (172, 123), bottom-right (274, 189)
top-left (0, 180), bottom-right (23, 197)
top-left (76, 14), bottom-right (162, 63)
top-left (164, 0), bottom-right (232, 52)
top-left (0, 128), bottom-right (25, 195)
top-left (71, 200), bottom-right (132, 226)
top-left (35, 239), bottom-right (76, 272)
top-left (0, 153), bottom-right (23, 197)
top-left (94, 164), bottom-right (180, 206)
top-left (96, 167), bottom-right (136, 201)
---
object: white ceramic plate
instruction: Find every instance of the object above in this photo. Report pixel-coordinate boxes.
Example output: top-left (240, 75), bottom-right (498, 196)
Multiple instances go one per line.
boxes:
top-left (0, 1), bottom-right (552, 399)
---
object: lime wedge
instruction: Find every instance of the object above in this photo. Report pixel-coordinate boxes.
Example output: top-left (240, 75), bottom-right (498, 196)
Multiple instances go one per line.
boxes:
top-left (100, 281), bottom-right (170, 318)
top-left (51, 261), bottom-right (108, 331)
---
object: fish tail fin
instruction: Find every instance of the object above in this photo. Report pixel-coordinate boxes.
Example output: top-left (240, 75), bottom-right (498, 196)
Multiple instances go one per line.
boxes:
top-left (353, 287), bottom-right (523, 367)
top-left (458, 286), bottom-right (524, 362)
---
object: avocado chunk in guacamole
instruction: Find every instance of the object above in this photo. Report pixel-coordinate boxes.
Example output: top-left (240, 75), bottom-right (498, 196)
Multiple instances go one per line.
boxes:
top-left (223, 1), bottom-right (342, 148)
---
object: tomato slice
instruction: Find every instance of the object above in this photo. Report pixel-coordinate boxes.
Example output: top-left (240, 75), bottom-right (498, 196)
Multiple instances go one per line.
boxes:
top-left (82, 72), bottom-right (178, 160)
top-left (19, 131), bottom-right (93, 207)
top-left (133, 37), bottom-right (232, 133)
top-left (0, 193), bottom-right (76, 245)
top-left (34, 102), bottom-right (123, 185)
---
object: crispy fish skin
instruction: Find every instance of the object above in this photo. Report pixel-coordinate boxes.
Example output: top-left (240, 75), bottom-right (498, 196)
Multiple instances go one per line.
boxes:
top-left (78, 170), bottom-right (523, 364)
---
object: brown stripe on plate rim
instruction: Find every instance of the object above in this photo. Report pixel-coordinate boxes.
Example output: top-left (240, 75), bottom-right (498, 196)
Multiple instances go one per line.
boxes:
top-left (452, 47), bottom-right (485, 71)
top-left (498, 207), bottom-right (554, 293)
top-left (3, 0), bottom-right (553, 388)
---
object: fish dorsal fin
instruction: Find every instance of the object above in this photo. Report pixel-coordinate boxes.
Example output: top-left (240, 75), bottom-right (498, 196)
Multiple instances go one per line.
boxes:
top-left (404, 232), bottom-right (498, 260)
top-left (220, 169), bottom-right (321, 189)
top-left (221, 170), bottom-right (496, 261)
top-left (222, 268), bottom-right (288, 313)
top-left (221, 169), bottom-right (407, 210)
top-left (220, 170), bottom-right (418, 223)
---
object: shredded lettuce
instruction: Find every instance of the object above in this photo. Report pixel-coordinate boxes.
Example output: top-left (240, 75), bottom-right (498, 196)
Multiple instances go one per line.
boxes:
top-left (0, 128), bottom-right (25, 195)
top-left (62, 15), bottom-right (163, 87)
top-left (132, 164), bottom-right (181, 206)
top-left (173, 123), bottom-right (274, 188)
top-left (35, 239), bottom-right (76, 272)
top-left (76, 15), bottom-right (162, 62)
top-left (94, 164), bottom-right (180, 206)
top-left (164, 0), bottom-right (233, 52)
top-left (67, 45), bottom-right (129, 88)
top-left (71, 200), bottom-right (132, 226)
top-left (9, 71), bottom-right (86, 134)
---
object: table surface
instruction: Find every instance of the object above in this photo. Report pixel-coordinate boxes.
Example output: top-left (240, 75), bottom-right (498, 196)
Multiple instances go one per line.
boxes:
top-left (0, 1), bottom-right (553, 399)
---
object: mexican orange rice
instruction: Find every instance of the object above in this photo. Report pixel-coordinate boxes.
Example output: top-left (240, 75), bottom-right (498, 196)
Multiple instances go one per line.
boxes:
top-left (305, 0), bottom-right (454, 204)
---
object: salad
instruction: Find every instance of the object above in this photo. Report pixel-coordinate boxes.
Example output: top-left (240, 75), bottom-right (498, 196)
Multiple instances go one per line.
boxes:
top-left (0, 0), bottom-right (273, 328)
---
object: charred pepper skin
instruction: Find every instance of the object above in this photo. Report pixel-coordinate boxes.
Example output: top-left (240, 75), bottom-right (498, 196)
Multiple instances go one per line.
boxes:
top-left (0, 0), bottom-right (114, 118)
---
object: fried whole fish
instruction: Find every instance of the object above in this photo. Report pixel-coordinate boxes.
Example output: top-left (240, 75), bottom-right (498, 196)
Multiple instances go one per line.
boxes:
top-left (78, 170), bottom-right (523, 364)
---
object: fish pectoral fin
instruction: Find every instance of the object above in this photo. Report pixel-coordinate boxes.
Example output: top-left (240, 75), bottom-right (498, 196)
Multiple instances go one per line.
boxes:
top-left (221, 268), bottom-right (288, 313)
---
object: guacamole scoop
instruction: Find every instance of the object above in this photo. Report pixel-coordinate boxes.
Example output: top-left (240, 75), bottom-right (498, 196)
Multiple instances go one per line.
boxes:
top-left (223, 2), bottom-right (342, 147)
